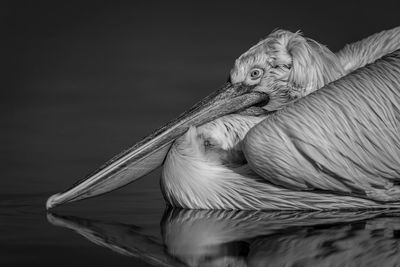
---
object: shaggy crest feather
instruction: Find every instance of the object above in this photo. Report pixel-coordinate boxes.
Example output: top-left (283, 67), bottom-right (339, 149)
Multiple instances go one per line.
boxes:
top-left (230, 29), bottom-right (345, 111)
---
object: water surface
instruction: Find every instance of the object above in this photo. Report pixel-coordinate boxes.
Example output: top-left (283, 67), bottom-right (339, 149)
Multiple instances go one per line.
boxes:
top-left (2, 193), bottom-right (400, 266)
top-left (0, 191), bottom-right (164, 266)
top-left (4, 2), bottom-right (400, 266)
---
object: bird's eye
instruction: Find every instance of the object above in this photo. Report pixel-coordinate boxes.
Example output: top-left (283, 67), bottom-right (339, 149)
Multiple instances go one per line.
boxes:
top-left (204, 140), bottom-right (212, 147)
top-left (249, 68), bottom-right (263, 80)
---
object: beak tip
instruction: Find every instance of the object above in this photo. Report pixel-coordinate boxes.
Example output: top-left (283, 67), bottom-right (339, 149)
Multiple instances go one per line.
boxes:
top-left (46, 212), bottom-right (56, 223)
top-left (46, 193), bottom-right (62, 210)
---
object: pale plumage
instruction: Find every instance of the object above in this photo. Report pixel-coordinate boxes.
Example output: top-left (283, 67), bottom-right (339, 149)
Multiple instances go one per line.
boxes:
top-left (231, 30), bottom-right (345, 111)
top-left (162, 115), bottom-right (397, 209)
top-left (162, 115), bottom-right (266, 209)
top-left (245, 52), bottom-right (400, 200)
top-left (337, 26), bottom-right (400, 73)
top-left (46, 26), bottom-right (400, 211)
top-left (162, 28), bottom-right (400, 210)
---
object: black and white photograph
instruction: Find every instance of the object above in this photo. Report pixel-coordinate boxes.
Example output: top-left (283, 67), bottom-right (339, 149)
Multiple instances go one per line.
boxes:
top-left (3, 1), bottom-right (400, 266)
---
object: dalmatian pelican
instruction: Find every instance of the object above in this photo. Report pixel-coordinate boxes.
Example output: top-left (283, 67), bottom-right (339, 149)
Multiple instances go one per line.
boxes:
top-left (46, 26), bottom-right (400, 210)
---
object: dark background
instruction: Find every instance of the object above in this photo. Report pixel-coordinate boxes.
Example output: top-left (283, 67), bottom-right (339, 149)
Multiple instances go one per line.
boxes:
top-left (2, 1), bottom-right (400, 266)
top-left (3, 0), bottom-right (400, 197)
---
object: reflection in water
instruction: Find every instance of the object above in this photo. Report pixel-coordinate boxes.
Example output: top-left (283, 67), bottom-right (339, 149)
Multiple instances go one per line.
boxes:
top-left (48, 209), bottom-right (400, 267)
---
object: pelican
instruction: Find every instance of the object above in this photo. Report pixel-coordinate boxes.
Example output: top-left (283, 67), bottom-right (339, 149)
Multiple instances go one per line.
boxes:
top-left (46, 26), bottom-right (400, 210)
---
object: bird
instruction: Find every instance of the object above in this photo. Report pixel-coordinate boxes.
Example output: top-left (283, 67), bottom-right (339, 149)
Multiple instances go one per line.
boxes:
top-left (48, 209), bottom-right (400, 267)
top-left (46, 26), bottom-right (400, 210)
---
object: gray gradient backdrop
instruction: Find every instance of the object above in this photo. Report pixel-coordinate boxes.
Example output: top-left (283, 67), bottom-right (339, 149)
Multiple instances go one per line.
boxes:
top-left (3, 0), bottom-right (400, 198)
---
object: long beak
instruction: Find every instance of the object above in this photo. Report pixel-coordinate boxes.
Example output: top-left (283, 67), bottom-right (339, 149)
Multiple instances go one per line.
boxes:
top-left (46, 83), bottom-right (268, 209)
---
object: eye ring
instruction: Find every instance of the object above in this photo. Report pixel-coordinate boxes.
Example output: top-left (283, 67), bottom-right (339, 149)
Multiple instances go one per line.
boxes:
top-left (249, 68), bottom-right (263, 80)
top-left (204, 140), bottom-right (212, 147)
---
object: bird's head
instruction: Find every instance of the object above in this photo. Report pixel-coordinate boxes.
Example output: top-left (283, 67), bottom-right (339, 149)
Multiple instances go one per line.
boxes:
top-left (46, 30), bottom-right (345, 210)
top-left (230, 30), bottom-right (345, 110)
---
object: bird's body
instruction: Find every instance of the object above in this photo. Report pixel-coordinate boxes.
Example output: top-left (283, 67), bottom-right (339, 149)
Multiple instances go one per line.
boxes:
top-left (245, 51), bottom-right (400, 205)
top-left (162, 28), bottom-right (400, 210)
top-left (161, 114), bottom-right (397, 210)
top-left (46, 26), bottom-right (400, 211)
